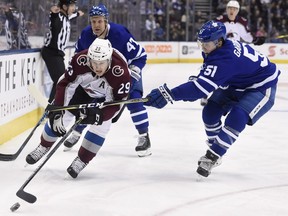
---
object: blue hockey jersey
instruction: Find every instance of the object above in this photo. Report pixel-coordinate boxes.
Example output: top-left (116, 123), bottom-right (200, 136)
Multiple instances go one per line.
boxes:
top-left (171, 39), bottom-right (280, 101)
top-left (75, 22), bottom-right (147, 70)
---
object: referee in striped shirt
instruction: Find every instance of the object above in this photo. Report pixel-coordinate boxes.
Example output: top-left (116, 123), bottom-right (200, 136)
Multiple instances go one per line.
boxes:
top-left (41, 0), bottom-right (84, 103)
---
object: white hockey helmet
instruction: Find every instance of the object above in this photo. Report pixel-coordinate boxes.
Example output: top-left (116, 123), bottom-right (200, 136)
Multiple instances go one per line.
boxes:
top-left (227, 0), bottom-right (240, 9)
top-left (88, 38), bottom-right (113, 62)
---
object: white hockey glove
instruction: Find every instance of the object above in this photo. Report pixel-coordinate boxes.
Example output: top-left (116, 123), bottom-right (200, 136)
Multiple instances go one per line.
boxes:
top-left (129, 65), bottom-right (141, 82)
top-left (49, 110), bottom-right (66, 137)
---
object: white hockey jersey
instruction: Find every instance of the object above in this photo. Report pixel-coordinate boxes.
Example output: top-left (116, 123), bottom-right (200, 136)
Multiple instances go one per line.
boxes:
top-left (216, 14), bottom-right (254, 43)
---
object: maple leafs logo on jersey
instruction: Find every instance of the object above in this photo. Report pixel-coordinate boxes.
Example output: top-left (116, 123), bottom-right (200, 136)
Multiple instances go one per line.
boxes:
top-left (212, 22), bottom-right (218, 27)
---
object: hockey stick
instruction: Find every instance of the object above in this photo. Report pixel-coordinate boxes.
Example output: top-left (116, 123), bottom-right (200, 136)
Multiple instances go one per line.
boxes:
top-left (0, 111), bottom-right (48, 161)
top-left (275, 34), bottom-right (288, 39)
top-left (16, 116), bottom-right (84, 204)
top-left (46, 97), bottom-right (149, 112)
top-left (112, 104), bottom-right (126, 123)
top-left (27, 84), bottom-right (49, 108)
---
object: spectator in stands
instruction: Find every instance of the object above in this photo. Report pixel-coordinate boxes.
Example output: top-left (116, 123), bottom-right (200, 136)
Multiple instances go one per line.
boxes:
top-left (154, 22), bottom-right (165, 41)
top-left (4, 3), bottom-right (31, 49)
top-left (0, 4), bottom-right (6, 35)
top-left (256, 25), bottom-right (267, 38)
top-left (145, 14), bottom-right (156, 41)
top-left (155, 13), bottom-right (165, 30)
top-left (195, 10), bottom-right (207, 34)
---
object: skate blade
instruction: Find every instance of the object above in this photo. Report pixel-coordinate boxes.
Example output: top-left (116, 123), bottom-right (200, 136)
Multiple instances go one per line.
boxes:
top-left (64, 173), bottom-right (74, 180)
top-left (63, 146), bottom-right (73, 152)
top-left (137, 149), bottom-right (152, 157)
top-left (196, 174), bottom-right (205, 182)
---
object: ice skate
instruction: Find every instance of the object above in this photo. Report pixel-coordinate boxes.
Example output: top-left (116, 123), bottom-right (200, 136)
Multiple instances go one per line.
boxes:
top-left (63, 130), bottom-right (81, 151)
top-left (26, 144), bottom-right (50, 164)
top-left (135, 133), bottom-right (152, 157)
top-left (67, 156), bottom-right (87, 178)
top-left (196, 150), bottom-right (221, 177)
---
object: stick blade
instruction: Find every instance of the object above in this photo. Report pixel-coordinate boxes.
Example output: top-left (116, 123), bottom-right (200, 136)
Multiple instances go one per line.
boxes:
top-left (16, 189), bottom-right (37, 203)
top-left (0, 154), bottom-right (16, 161)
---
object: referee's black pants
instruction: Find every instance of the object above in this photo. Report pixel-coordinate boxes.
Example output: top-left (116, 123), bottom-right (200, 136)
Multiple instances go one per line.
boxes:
top-left (41, 47), bottom-right (66, 103)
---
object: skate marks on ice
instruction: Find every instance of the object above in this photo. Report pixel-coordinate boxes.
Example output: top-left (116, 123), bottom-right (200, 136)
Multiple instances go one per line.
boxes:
top-left (154, 183), bottom-right (288, 216)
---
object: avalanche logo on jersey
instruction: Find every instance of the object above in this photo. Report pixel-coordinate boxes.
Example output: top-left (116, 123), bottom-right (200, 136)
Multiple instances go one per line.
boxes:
top-left (112, 65), bottom-right (124, 77)
top-left (76, 54), bottom-right (88, 66)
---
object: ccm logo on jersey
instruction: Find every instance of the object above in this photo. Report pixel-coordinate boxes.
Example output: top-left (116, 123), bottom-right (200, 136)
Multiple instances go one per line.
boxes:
top-left (112, 65), bottom-right (124, 77)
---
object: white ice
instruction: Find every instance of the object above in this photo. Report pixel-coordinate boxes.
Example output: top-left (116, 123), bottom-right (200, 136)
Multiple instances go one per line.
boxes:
top-left (0, 63), bottom-right (288, 216)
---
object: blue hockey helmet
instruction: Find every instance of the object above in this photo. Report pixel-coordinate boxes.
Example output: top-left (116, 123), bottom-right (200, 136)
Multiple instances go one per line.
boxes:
top-left (89, 4), bottom-right (109, 19)
top-left (197, 20), bottom-right (226, 43)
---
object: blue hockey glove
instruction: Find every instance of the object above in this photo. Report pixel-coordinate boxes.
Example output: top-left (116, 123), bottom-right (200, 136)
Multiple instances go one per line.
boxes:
top-left (144, 83), bottom-right (174, 109)
top-left (48, 110), bottom-right (66, 137)
top-left (77, 107), bottom-right (103, 125)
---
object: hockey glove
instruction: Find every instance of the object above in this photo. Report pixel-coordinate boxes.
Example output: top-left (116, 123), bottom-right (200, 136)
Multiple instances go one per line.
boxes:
top-left (77, 108), bottom-right (103, 125)
top-left (252, 36), bottom-right (266, 45)
top-left (144, 83), bottom-right (174, 109)
top-left (48, 110), bottom-right (66, 137)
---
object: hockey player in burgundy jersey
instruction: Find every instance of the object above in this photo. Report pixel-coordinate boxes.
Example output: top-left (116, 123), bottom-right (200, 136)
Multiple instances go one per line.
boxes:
top-left (216, 0), bottom-right (265, 45)
top-left (64, 4), bottom-right (151, 157)
top-left (26, 38), bottom-right (131, 178)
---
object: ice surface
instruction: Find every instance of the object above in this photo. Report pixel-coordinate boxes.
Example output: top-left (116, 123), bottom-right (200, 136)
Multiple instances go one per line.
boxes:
top-left (0, 63), bottom-right (287, 216)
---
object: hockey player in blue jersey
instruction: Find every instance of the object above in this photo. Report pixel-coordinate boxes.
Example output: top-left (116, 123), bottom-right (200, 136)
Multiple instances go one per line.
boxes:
top-left (144, 20), bottom-right (280, 177)
top-left (64, 4), bottom-right (151, 157)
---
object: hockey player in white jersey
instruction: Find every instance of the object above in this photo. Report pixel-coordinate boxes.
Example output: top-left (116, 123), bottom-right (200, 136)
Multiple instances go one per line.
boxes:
top-left (144, 20), bottom-right (280, 178)
top-left (217, 0), bottom-right (265, 45)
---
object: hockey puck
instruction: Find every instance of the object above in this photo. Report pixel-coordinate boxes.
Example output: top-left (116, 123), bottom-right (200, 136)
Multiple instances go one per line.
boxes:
top-left (10, 202), bottom-right (20, 212)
